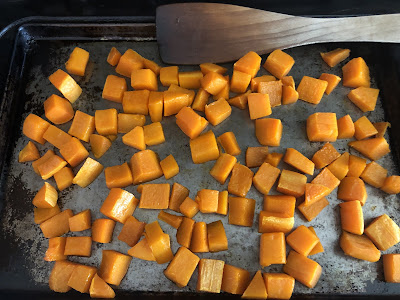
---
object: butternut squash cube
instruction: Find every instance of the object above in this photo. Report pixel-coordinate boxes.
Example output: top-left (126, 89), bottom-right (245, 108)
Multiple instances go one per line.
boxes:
top-left (118, 215), bottom-right (145, 247)
top-left (168, 182), bottom-right (190, 212)
top-left (228, 163), bottom-right (254, 197)
top-left (192, 88), bottom-right (210, 112)
top-left (122, 90), bottom-right (150, 115)
top-left (65, 47), bottom-right (89, 76)
top-left (251, 75), bottom-right (276, 91)
top-left (201, 71), bottom-right (228, 95)
top-left (190, 130), bottom-right (220, 164)
top-left (139, 183), bottom-right (170, 209)
top-left (242, 270), bottom-right (268, 300)
top-left (180, 197), bottom-right (199, 219)
top-left (348, 137), bottom-right (390, 161)
top-left (383, 254), bottom-right (400, 283)
top-left (286, 225), bottom-right (319, 256)
top-left (117, 113), bottom-right (146, 133)
top-left (18, 141), bottom-right (40, 163)
top-left (44, 237), bottom-right (67, 261)
top-left (340, 201), bottom-right (364, 235)
top-left (263, 195), bottom-right (296, 217)
top-left (168, 84), bottom-right (195, 105)
top-left (282, 85), bottom-right (299, 105)
top-left (228, 197), bottom-right (255, 227)
top-left (69, 209), bottom-right (91, 232)
top-left (34, 205), bottom-right (61, 224)
top-left (230, 70), bottom-right (251, 93)
top-left (163, 91), bottom-right (190, 116)
top-left (100, 188), bottom-right (138, 223)
top-left (147, 91), bottom-right (164, 123)
top-left (327, 152), bottom-right (349, 180)
top-left (40, 209), bottom-right (73, 238)
top-left (190, 222), bottom-right (209, 253)
top-left (347, 155), bottom-right (367, 177)
top-left (337, 114), bottom-right (355, 139)
top-left (277, 169), bottom-right (307, 197)
top-left (207, 220), bottom-right (228, 252)
top-left (60, 137), bottom-right (89, 168)
top-left (95, 109), bottom-right (118, 136)
top-left (205, 98), bottom-right (232, 126)
top-left (319, 73), bottom-right (341, 95)
top-left (32, 182), bottom-right (58, 208)
top-left (23, 114), bottom-right (50, 144)
top-left (144, 225), bottom-right (172, 263)
top-left (340, 231), bottom-right (380, 262)
top-left (320, 48), bottom-right (350, 67)
top-left (234, 51), bottom-right (262, 78)
top-left (44, 94), bottom-right (74, 125)
top-left (64, 236), bottom-right (92, 257)
top-left (348, 86), bottom-right (379, 112)
top-left (263, 49), bottom-right (294, 79)
top-left (360, 161), bottom-right (387, 188)
top-left (257, 80), bottom-right (283, 107)
top-left (260, 232), bottom-right (286, 267)
top-left (178, 71), bottom-right (203, 89)
top-left (342, 57), bottom-right (370, 88)
top-left (115, 49), bottom-right (143, 77)
top-left (68, 110), bottom-right (95, 142)
top-left (245, 146), bottom-right (269, 168)
top-left (381, 176), bottom-right (400, 194)
top-left (247, 93), bottom-right (271, 120)
top-left (312, 142), bottom-right (340, 169)
top-left (374, 121), bottom-right (390, 137)
top-left (122, 126), bottom-right (145, 150)
top-left (107, 47), bottom-right (121, 66)
top-left (365, 214), bottom-right (400, 251)
top-left (131, 68), bottom-right (158, 91)
top-left (98, 250), bottom-right (132, 286)
top-left (197, 258), bottom-right (225, 293)
top-left (143, 58), bottom-right (161, 75)
top-left (307, 112), bottom-right (338, 142)
top-left (92, 219), bottom-right (115, 243)
top-left (129, 149), bottom-right (163, 184)
top-left (128, 237), bottom-right (156, 261)
top-left (265, 152), bottom-right (283, 167)
top-left (218, 132), bottom-right (240, 155)
top-left (263, 273), bottom-right (295, 300)
top-left (49, 260), bottom-right (77, 293)
top-left (297, 76), bottom-right (328, 105)
top-left (49, 69), bottom-right (82, 103)
top-left (200, 63), bottom-right (227, 75)
top-left (338, 177), bottom-right (367, 206)
top-left (283, 251), bottom-right (322, 288)
top-left (90, 134), bottom-right (112, 158)
top-left (311, 168), bottom-right (340, 191)
top-left (259, 211), bottom-right (294, 234)
top-left (354, 116), bottom-right (378, 140)
top-left (284, 148), bottom-right (315, 175)
top-left (160, 154), bottom-right (179, 179)
top-left (43, 125), bottom-right (73, 149)
top-left (38, 154), bottom-right (68, 180)
top-left (221, 264), bottom-right (250, 295)
top-left (105, 162), bottom-right (133, 189)
top-left (255, 118), bottom-right (282, 146)
top-left (176, 106), bottom-right (208, 139)
top-left (197, 189), bottom-right (219, 213)
top-left (308, 227), bottom-right (324, 255)
top-left (217, 190), bottom-right (229, 215)
top-left (89, 274), bottom-right (115, 299)
top-left (72, 157), bottom-right (103, 188)
top-left (210, 153), bottom-right (237, 184)
top-left (143, 122), bottom-right (165, 146)
top-left (160, 66), bottom-right (179, 86)
top-left (67, 264), bottom-right (97, 293)
top-left (253, 162), bottom-right (280, 195)
top-left (298, 197), bottom-right (329, 222)
top-left (176, 217), bottom-right (195, 248)
top-left (228, 90), bottom-right (251, 109)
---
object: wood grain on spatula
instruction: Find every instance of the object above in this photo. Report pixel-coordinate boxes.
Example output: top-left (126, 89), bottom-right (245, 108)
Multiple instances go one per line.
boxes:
top-left (156, 3), bottom-right (400, 64)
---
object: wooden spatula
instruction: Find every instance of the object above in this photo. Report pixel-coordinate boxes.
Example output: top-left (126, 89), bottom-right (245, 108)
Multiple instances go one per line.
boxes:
top-left (156, 3), bottom-right (400, 64)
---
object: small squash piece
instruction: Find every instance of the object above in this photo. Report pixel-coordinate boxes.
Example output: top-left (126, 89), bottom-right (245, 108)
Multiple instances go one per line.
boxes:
top-left (231, 70), bottom-right (252, 93)
top-left (100, 188), bottom-right (138, 223)
top-left (259, 211), bottom-right (294, 234)
top-left (118, 215), bottom-right (145, 247)
top-left (228, 197), bottom-right (256, 227)
top-left (298, 197), bottom-right (329, 222)
top-left (34, 205), bottom-right (61, 225)
top-left (327, 152), bottom-right (350, 180)
top-left (131, 68), bottom-right (158, 91)
top-left (54, 166), bottom-right (74, 191)
top-left (348, 87), bottom-right (379, 112)
top-left (197, 189), bottom-right (219, 213)
top-left (43, 125), bottom-right (73, 149)
top-left (92, 219), bottom-right (115, 243)
top-left (65, 47), bottom-right (89, 76)
top-left (263, 49), bottom-right (295, 79)
top-left (263, 273), bottom-right (294, 300)
top-left (234, 51), bottom-right (262, 78)
top-left (89, 274), bottom-right (115, 299)
top-left (218, 132), bottom-right (241, 156)
top-left (337, 114), bottom-right (355, 139)
top-left (205, 98), bottom-right (232, 126)
top-left (72, 157), bottom-right (103, 188)
top-left (260, 232), bottom-right (286, 267)
top-left (228, 163), bottom-right (254, 197)
top-left (265, 152), bottom-right (283, 167)
top-left (210, 153), bottom-right (237, 184)
top-left (200, 63), bottom-right (227, 75)
top-left (19, 141), bottom-right (40, 162)
top-left (139, 183), bottom-right (170, 209)
top-left (340, 201), bottom-right (364, 235)
top-left (49, 260), bottom-right (77, 293)
top-left (148, 91), bottom-right (164, 123)
top-left (319, 73), bottom-right (341, 95)
top-left (68, 110), bottom-right (95, 142)
top-left (115, 49), bottom-right (143, 77)
top-left (168, 182), bottom-right (190, 212)
top-left (297, 76), bottom-right (328, 104)
top-left (276, 169), bottom-right (307, 197)
top-left (347, 155), bottom-right (367, 177)
top-left (40, 209), bottom-right (73, 238)
top-left (128, 237), bottom-right (156, 261)
top-left (160, 154), bottom-right (179, 179)
top-left (179, 197), bottom-right (199, 219)
top-left (221, 264), bottom-right (250, 295)
top-left (176, 217), bottom-right (195, 248)
top-left (176, 106), bottom-right (208, 139)
top-left (245, 146), bottom-right (269, 168)
top-left (38, 155), bottom-right (68, 180)
top-left (160, 66), bottom-right (179, 86)
top-left (95, 108), bottom-right (118, 136)
top-left (304, 183), bottom-right (331, 206)
top-left (308, 227), bottom-right (325, 255)
top-left (197, 258), bottom-right (225, 293)
top-left (252, 162), bottom-right (280, 195)
top-left (44, 237), bottom-right (67, 261)
top-left (383, 254), bottom-right (400, 283)
top-left (178, 71), bottom-right (203, 89)
top-left (255, 118), bottom-right (282, 146)
top-left (67, 264), bottom-right (97, 293)
top-left (59, 137), bottom-right (89, 168)
top-left (201, 71), bottom-right (228, 95)
top-left (342, 57), bottom-right (370, 88)
top-left (286, 225), bottom-right (319, 256)
top-left (263, 195), bottom-right (296, 217)
top-left (365, 214), bottom-right (400, 251)
top-left (258, 80), bottom-right (283, 107)
top-left (340, 231), bottom-right (380, 262)
top-left (320, 48), bottom-right (350, 67)
top-left (284, 148), bottom-right (315, 175)
top-left (143, 58), bottom-right (161, 75)
top-left (163, 91), bottom-right (190, 117)
top-left (158, 210), bottom-right (183, 229)
top-left (129, 149), bottom-right (163, 184)
top-left (311, 167), bottom-right (340, 191)
top-left (242, 270), bottom-right (268, 300)
top-left (64, 236), bottom-right (92, 257)
top-left (312, 142), bottom-right (340, 169)
top-left (107, 47), bottom-right (121, 66)
top-left (90, 134), bottom-right (112, 158)
top-left (189, 130), bottom-right (220, 164)
top-left (282, 85), bottom-right (299, 105)
top-left (49, 69), bottom-right (82, 103)
top-left (122, 126), bottom-right (145, 150)
top-left (168, 84), bottom-right (195, 105)
top-left (190, 222), bottom-right (209, 253)
top-left (44, 94), bottom-right (74, 124)
top-left (381, 176), bottom-right (400, 194)
top-left (122, 90), bottom-right (150, 115)
top-left (98, 250), bottom-right (132, 286)
top-left (102, 75), bottom-right (127, 103)
top-left (228, 90), bottom-right (251, 109)
top-left (32, 182), bottom-right (58, 208)
top-left (251, 75), bottom-right (276, 91)
top-left (354, 116), bottom-right (378, 140)
top-left (283, 251), bottom-right (322, 288)
top-left (143, 122), bottom-right (165, 146)
top-left (374, 122), bottom-right (390, 137)
top-left (338, 177), bottom-right (367, 206)
top-left (69, 209), bottom-right (91, 232)
top-left (360, 161), bottom-right (387, 188)
top-left (307, 112), bottom-right (338, 142)
top-left (23, 114), bottom-right (50, 144)
top-left (207, 220), bottom-right (228, 252)
top-left (348, 137), bottom-right (390, 161)
top-left (117, 113), bottom-right (146, 133)
top-left (192, 88), bottom-right (210, 112)
top-left (247, 93), bottom-right (272, 120)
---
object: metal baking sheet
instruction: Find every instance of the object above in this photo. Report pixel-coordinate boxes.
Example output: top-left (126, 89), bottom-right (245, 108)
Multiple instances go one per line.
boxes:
top-left (0, 20), bottom-right (400, 297)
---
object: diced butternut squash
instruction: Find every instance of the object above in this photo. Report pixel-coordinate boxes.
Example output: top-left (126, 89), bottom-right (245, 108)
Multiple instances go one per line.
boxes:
top-left (59, 137), bottom-right (89, 167)
top-left (180, 197), bottom-right (199, 219)
top-left (218, 132), bottom-right (240, 155)
top-left (122, 126), bottom-right (145, 150)
top-left (129, 149), bottom-right (163, 184)
top-left (283, 251), bottom-right (322, 288)
top-left (297, 76), bottom-right (328, 104)
top-left (102, 74), bottom-right (127, 103)
top-left (383, 254), bottom-right (400, 283)
top-left (128, 237), bottom-right (156, 261)
top-left (348, 87), bottom-right (379, 112)
top-left (234, 51), bottom-right (262, 78)
top-left (337, 114), bottom-right (355, 139)
top-left (320, 48), bottom-right (350, 67)
top-left (308, 227), bottom-right (324, 256)
top-left (100, 188), bottom-right (138, 223)
top-left (253, 162), bottom-right (280, 195)
top-left (23, 113), bottom-right (50, 144)
top-left (43, 125), bottom-right (73, 149)
top-left (72, 157), bottom-right (103, 188)
top-left (68, 110), bottom-right (95, 142)
top-left (347, 155), bottom-right (367, 177)
top-left (98, 250), bottom-right (132, 286)
top-left (34, 205), bottom-right (61, 224)
top-left (365, 214), bottom-right (400, 251)
top-left (228, 90), bottom-right (251, 109)
top-left (118, 215), bottom-right (145, 247)
top-left (286, 225), bottom-right (319, 256)
top-left (176, 106), bottom-right (208, 139)
top-left (69, 209), bottom-right (91, 232)
top-left (190, 222), bottom-right (209, 253)
top-left (19, 141), bottom-right (40, 163)
top-left (340, 231), bottom-right (380, 262)
top-left (95, 109), bottom-right (118, 136)
top-left (117, 113), bottom-right (146, 134)
top-left (49, 69), bottom-right (82, 103)
top-left (107, 47), bottom-right (121, 66)
top-left (311, 168), bottom-right (340, 191)
top-left (228, 163), bottom-right (254, 197)
top-left (312, 142), bottom-right (340, 169)
top-left (44, 237), bottom-right (67, 261)
top-left (263, 195), bottom-right (296, 217)
top-left (89, 274), bottom-right (115, 299)
top-left (90, 134), bottom-right (112, 159)
top-left (192, 88), bottom-right (210, 112)
top-left (196, 189), bottom-right (219, 213)
top-left (298, 197), bottom-right (329, 222)
top-left (251, 75), bottom-right (276, 91)
top-left (338, 177), bottom-right (367, 206)
top-left (64, 236), bottom-right (92, 256)
top-left (32, 182), bottom-right (58, 208)
top-left (263, 49), bottom-right (295, 79)
top-left (164, 247), bottom-right (200, 288)
top-left (327, 152), bottom-right (349, 180)
top-left (176, 217), bottom-right (195, 248)
top-left (260, 232), bottom-right (286, 267)
top-left (197, 258), bottom-right (225, 293)
top-left (160, 66), bottom-right (179, 86)
top-left (40, 209), bottom-right (73, 238)
top-left (200, 63), bottom-right (227, 75)
top-left (122, 90), bottom-right (150, 115)
top-left (207, 220), bottom-right (228, 252)
top-left (221, 264), bottom-right (250, 295)
top-left (168, 182), bottom-right (189, 212)
top-left (201, 71), bottom-right (228, 95)
top-left (53, 167), bottom-right (73, 192)
top-left (131, 68), bottom-right (158, 91)
top-left (143, 58), bottom-right (161, 75)
top-left (360, 161), bottom-right (387, 188)
top-left (38, 154), bottom-right (68, 180)
top-left (230, 70), bottom-right (252, 93)
top-left (214, 75), bottom-right (229, 100)
top-left (143, 226), bottom-right (173, 262)
top-left (247, 93), bottom-right (272, 120)
top-left (44, 94), bottom-right (74, 124)
top-left (190, 130), bottom-right (220, 164)
top-left (210, 153), bottom-right (237, 184)
top-left (160, 154), bottom-right (179, 179)
top-left (147, 91), bottom-right (164, 123)
top-left (277, 169), bottom-right (307, 197)
top-left (205, 98), bottom-right (232, 126)
top-left (255, 118), bottom-right (282, 146)
top-left (319, 73), bottom-right (341, 95)
top-left (139, 183), bottom-right (170, 209)
top-left (49, 260), bottom-right (77, 293)
top-left (143, 122), bottom-right (165, 146)
top-left (158, 210), bottom-right (183, 229)
top-left (242, 270), bottom-right (268, 300)
top-left (282, 75), bottom-right (295, 88)
top-left (115, 49), bottom-right (143, 77)
top-left (381, 176), bottom-right (400, 194)
top-left (342, 57), bottom-right (370, 88)
top-left (258, 80), bottom-right (283, 107)
top-left (354, 116), bottom-right (378, 140)
top-left (284, 148), bottom-right (314, 175)
top-left (67, 264), bottom-right (97, 293)
top-left (65, 47), bottom-right (89, 76)
top-left (263, 273), bottom-right (295, 300)
top-left (92, 218), bottom-right (115, 243)
top-left (340, 201), bottom-right (364, 235)
top-left (282, 85), bottom-right (299, 105)
top-left (228, 197), bottom-right (255, 227)
top-left (307, 112), bottom-right (338, 142)
top-left (258, 211), bottom-right (294, 234)
top-left (168, 84), bottom-right (195, 105)
top-left (163, 91), bottom-right (189, 116)
top-left (348, 137), bottom-right (390, 161)
top-left (245, 147), bottom-right (268, 168)
top-left (374, 122), bottom-right (390, 137)
top-left (178, 71), bottom-right (203, 89)
top-left (265, 152), bottom-right (284, 167)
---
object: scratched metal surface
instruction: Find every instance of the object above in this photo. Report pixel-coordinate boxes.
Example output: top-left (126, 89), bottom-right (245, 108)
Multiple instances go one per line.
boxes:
top-left (0, 22), bottom-right (399, 296)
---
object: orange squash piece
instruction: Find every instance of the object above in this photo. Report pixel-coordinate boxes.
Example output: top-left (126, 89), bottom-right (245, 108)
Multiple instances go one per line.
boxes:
top-left (65, 47), bottom-right (89, 76)
top-left (221, 264), bottom-right (250, 295)
top-left (282, 75), bottom-right (295, 88)
top-left (139, 183), bottom-right (170, 209)
top-left (348, 137), bottom-right (390, 161)
top-left (92, 218), bottom-right (115, 243)
top-left (381, 176), bottom-right (400, 194)
top-left (72, 157), bottom-right (103, 187)
top-left (365, 214), bottom-right (400, 251)
top-left (98, 250), bottom-right (132, 286)
top-left (253, 162), bottom-right (280, 195)
top-left (216, 190), bottom-right (228, 215)
top-left (282, 85), bottom-right (299, 105)
top-left (283, 251), bottom-right (322, 288)
top-left (214, 76), bottom-right (228, 100)
top-left (43, 125), bottom-right (73, 149)
top-left (277, 169), bottom-right (307, 197)
top-left (44, 237), bottom-right (67, 261)
top-left (342, 57), bottom-right (370, 88)
top-left (64, 236), bottom-right (92, 257)
top-left (89, 274), bottom-right (115, 299)
top-left (255, 118), bottom-right (282, 146)
top-left (207, 220), bottom-right (228, 252)
top-left (178, 71), bottom-right (203, 89)
top-left (69, 209), bottom-right (91, 232)
top-left (176, 217), bottom-right (195, 248)
top-left (131, 68), bottom-right (158, 91)
top-left (284, 148), bottom-right (315, 175)
top-left (143, 122), bottom-right (165, 146)
top-left (286, 225), bottom-right (319, 256)
top-left (163, 91), bottom-right (190, 116)
top-left (327, 152), bottom-right (349, 180)
top-left (218, 132), bottom-right (241, 155)
top-left (340, 231), bottom-right (380, 262)
top-left (40, 209), bottom-right (73, 238)
top-left (257, 80), bottom-right (283, 107)
top-left (242, 270), bottom-right (268, 300)
top-left (297, 76), bottom-right (328, 104)
top-left (122, 90), bottom-right (150, 115)
top-left (200, 63), bottom-right (227, 75)
top-left (245, 147), bottom-right (269, 168)
top-left (383, 254), bottom-right (400, 283)
top-left (263, 273), bottom-right (295, 300)
top-left (374, 121), bottom-right (390, 137)
top-left (164, 247), bottom-right (200, 288)
top-left (168, 84), bottom-right (195, 105)
top-left (319, 73), bottom-right (341, 95)
top-left (320, 48), bottom-right (350, 67)
top-left (247, 93), bottom-right (272, 120)
top-left (298, 197), bottom-right (329, 222)
top-left (340, 201), bottom-right (364, 235)
top-left (234, 51), bottom-right (262, 78)
top-left (228, 90), bottom-right (251, 109)
top-left (18, 141), bottom-right (40, 163)
top-left (205, 98), bottom-right (232, 126)
top-left (122, 126), bottom-right (145, 150)
top-left (197, 258), bottom-right (225, 293)
top-left (180, 197), bottom-right (199, 219)
top-left (176, 106), bottom-right (208, 139)
top-left (129, 149), bottom-right (163, 184)
top-left (311, 167), bottom-right (340, 191)
top-left (230, 70), bottom-right (251, 93)
top-left (311, 142), bottom-right (340, 169)
top-left (263, 195), bottom-right (296, 217)
top-left (160, 154), bottom-right (179, 179)
top-left (147, 91), bottom-right (164, 123)
top-left (23, 113), bottom-right (50, 144)
top-left (89, 134), bottom-right (112, 159)
top-left (67, 264), bottom-right (97, 293)
top-left (348, 87), bottom-right (379, 112)
top-left (105, 162), bottom-right (133, 189)
top-left (49, 69), bottom-right (82, 103)
top-left (128, 237), bottom-right (156, 261)
top-left (144, 226), bottom-right (172, 261)
top-left (118, 215), bottom-right (145, 247)
top-left (354, 116), bottom-right (378, 140)
top-left (49, 260), bottom-right (77, 293)
top-left (201, 71), bottom-right (228, 95)
top-left (338, 177), bottom-right (367, 206)
top-left (347, 154), bottom-right (367, 177)
top-left (59, 137), bottom-right (89, 167)
top-left (100, 188), bottom-right (138, 223)
top-left (263, 49), bottom-right (295, 79)
top-left (308, 227), bottom-right (324, 256)
top-left (160, 66), bottom-right (179, 86)
top-left (228, 197), bottom-right (255, 227)
top-left (307, 112), bottom-right (338, 142)
top-left (251, 75), bottom-right (276, 91)
top-left (190, 222), bottom-right (209, 253)
top-left (192, 88), bottom-right (210, 112)
top-left (190, 130), bottom-right (220, 164)
top-left (265, 152), bottom-right (283, 167)
top-left (143, 58), bottom-right (161, 75)
top-left (117, 113), bottom-right (146, 133)
top-left (360, 161), bottom-right (387, 188)
top-left (258, 211), bottom-right (294, 234)
top-left (197, 189), bottom-right (219, 213)
top-left (34, 205), bottom-right (61, 224)
top-left (158, 210), bottom-right (183, 229)
top-left (102, 74), bottom-right (127, 103)
top-left (337, 114), bottom-right (355, 139)
top-left (260, 232), bottom-right (286, 267)
top-left (107, 47), bottom-right (121, 66)
top-left (44, 94), bottom-right (74, 124)
top-left (228, 163), bottom-right (254, 197)
top-left (168, 182), bottom-right (189, 212)
top-left (115, 49), bottom-right (143, 77)
top-left (68, 110), bottom-right (95, 142)
top-left (95, 109), bottom-right (118, 136)
top-left (38, 155), bottom-right (68, 180)
top-left (32, 182), bottom-right (58, 208)
top-left (210, 153), bottom-right (237, 184)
